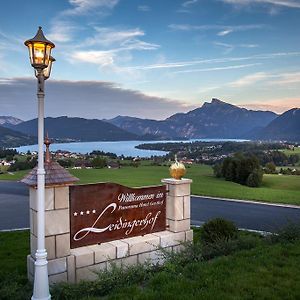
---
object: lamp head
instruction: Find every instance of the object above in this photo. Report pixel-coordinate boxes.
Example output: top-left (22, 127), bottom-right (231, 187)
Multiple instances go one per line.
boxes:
top-left (24, 26), bottom-right (55, 70)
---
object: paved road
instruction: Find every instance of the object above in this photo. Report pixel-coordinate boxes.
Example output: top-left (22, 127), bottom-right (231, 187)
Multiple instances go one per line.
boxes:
top-left (191, 196), bottom-right (300, 232)
top-left (0, 181), bottom-right (29, 230)
top-left (0, 181), bottom-right (299, 232)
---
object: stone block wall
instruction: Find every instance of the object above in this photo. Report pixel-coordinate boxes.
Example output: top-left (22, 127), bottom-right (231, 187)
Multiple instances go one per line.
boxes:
top-left (27, 178), bottom-right (193, 284)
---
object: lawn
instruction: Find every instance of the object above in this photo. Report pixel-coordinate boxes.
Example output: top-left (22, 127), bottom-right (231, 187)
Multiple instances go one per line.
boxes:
top-left (105, 242), bottom-right (300, 300)
top-left (69, 165), bottom-right (300, 205)
top-left (1, 164), bottom-right (300, 205)
top-left (281, 147), bottom-right (300, 156)
top-left (1, 229), bottom-right (300, 300)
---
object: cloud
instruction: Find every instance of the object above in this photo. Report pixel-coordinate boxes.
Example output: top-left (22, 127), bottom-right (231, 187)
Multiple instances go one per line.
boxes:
top-left (127, 51), bottom-right (300, 71)
top-left (214, 41), bottom-right (259, 53)
top-left (171, 63), bottom-right (261, 74)
top-left (217, 29), bottom-right (234, 36)
top-left (241, 98), bottom-right (300, 113)
top-left (221, 0), bottom-right (300, 9)
top-left (85, 27), bottom-right (145, 47)
top-left (168, 23), bottom-right (265, 36)
top-left (228, 71), bottom-right (300, 88)
top-left (138, 5), bottom-right (151, 11)
top-left (229, 72), bottom-right (269, 87)
top-left (0, 78), bottom-right (195, 120)
top-left (62, 26), bottom-right (159, 71)
top-left (182, 0), bottom-right (198, 7)
top-left (48, 20), bottom-right (79, 43)
top-left (69, 40), bottom-right (160, 69)
top-left (67, 27), bottom-right (160, 71)
top-left (63, 0), bottom-right (119, 16)
top-left (70, 50), bottom-right (115, 66)
top-left (271, 72), bottom-right (300, 85)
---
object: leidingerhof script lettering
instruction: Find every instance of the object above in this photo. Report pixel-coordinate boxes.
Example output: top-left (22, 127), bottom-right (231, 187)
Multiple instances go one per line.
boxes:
top-left (70, 183), bottom-right (166, 248)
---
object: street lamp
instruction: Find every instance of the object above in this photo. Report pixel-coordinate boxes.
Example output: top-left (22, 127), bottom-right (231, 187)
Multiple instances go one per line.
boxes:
top-left (25, 26), bottom-right (55, 300)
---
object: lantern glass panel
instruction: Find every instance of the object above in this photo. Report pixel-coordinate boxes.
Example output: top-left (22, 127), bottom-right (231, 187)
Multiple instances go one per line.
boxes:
top-left (44, 45), bottom-right (52, 66)
top-left (33, 43), bottom-right (46, 65)
top-left (28, 44), bottom-right (34, 65)
top-left (43, 61), bottom-right (52, 79)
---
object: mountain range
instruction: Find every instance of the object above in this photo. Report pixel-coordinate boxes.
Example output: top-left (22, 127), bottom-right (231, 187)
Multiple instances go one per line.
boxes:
top-left (1, 99), bottom-right (299, 147)
top-left (10, 116), bottom-right (139, 142)
top-left (108, 99), bottom-right (278, 139)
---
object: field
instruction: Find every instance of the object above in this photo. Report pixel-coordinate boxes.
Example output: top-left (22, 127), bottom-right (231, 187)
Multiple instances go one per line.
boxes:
top-left (280, 147), bottom-right (300, 166)
top-left (2, 164), bottom-right (299, 205)
top-left (281, 147), bottom-right (300, 156)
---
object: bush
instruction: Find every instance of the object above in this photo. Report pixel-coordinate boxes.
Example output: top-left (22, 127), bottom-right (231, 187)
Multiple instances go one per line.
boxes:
top-left (264, 162), bottom-right (277, 174)
top-left (200, 218), bottom-right (238, 245)
top-left (201, 234), bottom-right (261, 260)
top-left (246, 169), bottom-right (263, 187)
top-left (91, 156), bottom-right (106, 169)
top-left (268, 222), bottom-right (300, 244)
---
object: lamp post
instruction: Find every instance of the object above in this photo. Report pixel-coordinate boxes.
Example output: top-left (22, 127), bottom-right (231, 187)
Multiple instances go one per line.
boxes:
top-left (25, 26), bottom-right (55, 300)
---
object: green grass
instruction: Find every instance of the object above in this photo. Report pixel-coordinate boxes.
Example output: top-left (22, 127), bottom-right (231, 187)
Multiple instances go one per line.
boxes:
top-left (1, 164), bottom-right (300, 205)
top-left (0, 169), bottom-right (29, 180)
top-left (68, 165), bottom-right (300, 205)
top-left (103, 242), bottom-right (300, 300)
top-left (281, 147), bottom-right (300, 156)
top-left (0, 230), bottom-right (32, 299)
top-left (1, 229), bottom-right (300, 300)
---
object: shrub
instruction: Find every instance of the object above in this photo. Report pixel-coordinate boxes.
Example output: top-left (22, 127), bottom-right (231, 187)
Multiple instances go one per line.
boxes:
top-left (268, 222), bottom-right (300, 244)
top-left (213, 163), bottom-right (222, 178)
top-left (264, 162), bottom-right (277, 174)
top-left (200, 218), bottom-right (238, 245)
top-left (246, 169), bottom-right (263, 187)
top-left (91, 156), bottom-right (106, 169)
top-left (201, 234), bottom-right (261, 260)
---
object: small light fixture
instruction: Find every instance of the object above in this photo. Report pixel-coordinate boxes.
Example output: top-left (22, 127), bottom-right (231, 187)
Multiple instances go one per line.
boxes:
top-left (24, 26), bottom-right (55, 70)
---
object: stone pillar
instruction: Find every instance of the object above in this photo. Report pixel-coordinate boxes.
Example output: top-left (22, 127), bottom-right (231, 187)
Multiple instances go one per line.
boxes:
top-left (27, 184), bottom-right (72, 284)
top-left (161, 178), bottom-right (193, 243)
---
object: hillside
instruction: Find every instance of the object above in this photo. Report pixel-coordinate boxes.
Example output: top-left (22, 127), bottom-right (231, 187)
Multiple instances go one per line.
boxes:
top-left (11, 116), bottom-right (139, 142)
top-left (0, 125), bottom-right (36, 148)
top-left (255, 108), bottom-right (300, 142)
top-left (107, 99), bottom-right (278, 139)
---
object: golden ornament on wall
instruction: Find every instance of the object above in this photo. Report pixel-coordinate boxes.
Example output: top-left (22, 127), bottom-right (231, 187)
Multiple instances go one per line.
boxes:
top-left (169, 155), bottom-right (186, 180)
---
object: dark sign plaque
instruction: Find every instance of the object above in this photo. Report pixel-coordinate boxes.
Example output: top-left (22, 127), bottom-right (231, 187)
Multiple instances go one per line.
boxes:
top-left (70, 183), bottom-right (166, 248)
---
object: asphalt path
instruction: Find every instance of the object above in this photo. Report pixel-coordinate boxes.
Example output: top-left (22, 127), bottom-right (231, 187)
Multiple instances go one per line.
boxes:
top-left (191, 196), bottom-right (300, 232)
top-left (0, 181), bottom-right (29, 230)
top-left (0, 181), bottom-right (300, 232)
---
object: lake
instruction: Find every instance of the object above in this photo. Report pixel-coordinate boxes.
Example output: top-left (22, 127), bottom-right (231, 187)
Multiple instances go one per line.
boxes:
top-left (15, 139), bottom-right (249, 158)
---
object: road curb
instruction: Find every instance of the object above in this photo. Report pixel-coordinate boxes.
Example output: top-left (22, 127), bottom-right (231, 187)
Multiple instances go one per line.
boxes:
top-left (0, 227), bottom-right (29, 232)
top-left (191, 195), bottom-right (300, 209)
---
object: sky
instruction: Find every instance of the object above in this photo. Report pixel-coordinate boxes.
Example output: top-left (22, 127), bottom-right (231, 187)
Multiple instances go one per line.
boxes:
top-left (0, 0), bottom-right (300, 121)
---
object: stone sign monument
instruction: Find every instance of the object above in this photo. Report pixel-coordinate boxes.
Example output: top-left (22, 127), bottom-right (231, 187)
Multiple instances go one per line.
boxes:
top-left (22, 143), bottom-right (193, 284)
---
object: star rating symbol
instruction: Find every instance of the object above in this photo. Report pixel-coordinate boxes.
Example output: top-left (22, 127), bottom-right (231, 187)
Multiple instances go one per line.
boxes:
top-left (73, 209), bottom-right (97, 217)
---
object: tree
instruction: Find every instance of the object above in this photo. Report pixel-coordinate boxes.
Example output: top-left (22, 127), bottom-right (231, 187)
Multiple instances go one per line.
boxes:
top-left (246, 170), bottom-right (263, 187)
top-left (265, 162), bottom-right (276, 174)
top-left (216, 154), bottom-right (263, 188)
top-left (91, 156), bottom-right (106, 169)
